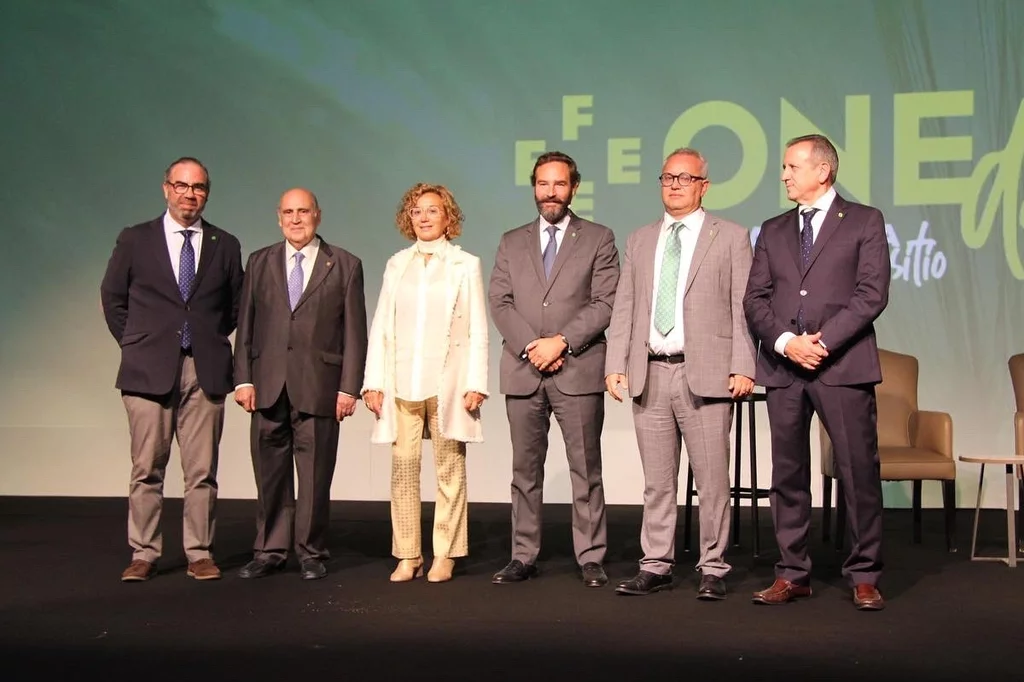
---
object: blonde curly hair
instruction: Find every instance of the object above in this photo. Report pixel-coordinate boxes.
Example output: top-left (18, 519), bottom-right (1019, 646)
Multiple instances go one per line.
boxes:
top-left (394, 183), bottom-right (464, 241)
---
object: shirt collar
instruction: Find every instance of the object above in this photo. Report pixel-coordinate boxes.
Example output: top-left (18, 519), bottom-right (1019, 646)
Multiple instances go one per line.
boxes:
top-left (286, 235), bottom-right (320, 261)
top-left (540, 212), bottom-right (572, 233)
top-left (662, 207), bottom-right (705, 232)
top-left (799, 187), bottom-right (837, 216)
top-left (163, 210), bottom-right (202, 235)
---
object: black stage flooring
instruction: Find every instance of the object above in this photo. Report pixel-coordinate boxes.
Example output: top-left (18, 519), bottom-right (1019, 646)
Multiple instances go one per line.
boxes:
top-left (1, 496), bottom-right (1021, 681)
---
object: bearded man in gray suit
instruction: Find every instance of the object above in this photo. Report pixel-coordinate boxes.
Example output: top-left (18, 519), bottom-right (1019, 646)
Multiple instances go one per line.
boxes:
top-left (605, 148), bottom-right (756, 599)
top-left (489, 151), bottom-right (620, 588)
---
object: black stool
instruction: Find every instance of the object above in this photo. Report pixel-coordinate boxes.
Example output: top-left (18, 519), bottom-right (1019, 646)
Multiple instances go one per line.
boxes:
top-left (683, 391), bottom-right (769, 557)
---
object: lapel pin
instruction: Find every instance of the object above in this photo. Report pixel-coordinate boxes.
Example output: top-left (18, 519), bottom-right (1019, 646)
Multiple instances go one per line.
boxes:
top-left (837, 212), bottom-right (844, 218)
top-left (571, 232), bottom-right (577, 238)
top-left (211, 235), bottom-right (218, 241)
top-left (326, 261), bottom-right (332, 267)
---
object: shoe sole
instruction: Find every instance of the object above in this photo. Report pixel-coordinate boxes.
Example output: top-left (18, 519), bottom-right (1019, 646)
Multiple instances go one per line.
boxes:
top-left (615, 583), bottom-right (673, 596)
top-left (186, 571), bottom-right (222, 580)
top-left (492, 573), bottom-right (537, 584)
top-left (696, 591), bottom-right (726, 601)
top-left (854, 601), bottom-right (884, 611)
top-left (121, 574), bottom-right (153, 582)
top-left (752, 591), bottom-right (812, 605)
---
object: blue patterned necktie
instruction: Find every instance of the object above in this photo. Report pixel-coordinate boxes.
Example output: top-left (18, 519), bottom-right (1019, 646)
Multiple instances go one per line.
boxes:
top-left (796, 208), bottom-right (818, 333)
top-left (653, 221), bottom-right (684, 336)
top-left (288, 252), bottom-right (305, 310)
top-left (178, 230), bottom-right (195, 349)
top-left (542, 225), bottom-right (558, 279)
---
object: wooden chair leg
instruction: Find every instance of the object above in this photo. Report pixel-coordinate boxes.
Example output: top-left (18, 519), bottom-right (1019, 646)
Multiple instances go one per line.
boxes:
top-left (683, 465), bottom-right (695, 553)
top-left (912, 481), bottom-right (923, 544)
top-left (942, 479), bottom-right (957, 552)
top-left (822, 475), bottom-right (833, 543)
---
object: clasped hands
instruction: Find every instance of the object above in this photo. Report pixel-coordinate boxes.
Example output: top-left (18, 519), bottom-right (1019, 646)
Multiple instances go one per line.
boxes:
top-left (784, 332), bottom-right (829, 371)
top-left (235, 386), bottom-right (357, 421)
top-left (525, 335), bottom-right (567, 373)
top-left (362, 390), bottom-right (486, 417)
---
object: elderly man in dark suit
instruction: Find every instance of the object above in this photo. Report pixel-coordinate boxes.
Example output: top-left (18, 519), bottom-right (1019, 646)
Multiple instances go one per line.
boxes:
top-left (233, 187), bottom-right (367, 581)
top-left (488, 151), bottom-right (620, 588)
top-left (744, 134), bottom-right (891, 611)
top-left (101, 156), bottom-right (244, 582)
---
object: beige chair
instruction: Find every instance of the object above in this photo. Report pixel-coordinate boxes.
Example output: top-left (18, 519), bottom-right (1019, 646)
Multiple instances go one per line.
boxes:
top-left (1008, 353), bottom-right (1024, 545)
top-left (820, 349), bottom-right (956, 551)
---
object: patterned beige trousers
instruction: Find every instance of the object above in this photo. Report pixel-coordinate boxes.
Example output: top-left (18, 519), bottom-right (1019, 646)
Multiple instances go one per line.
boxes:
top-left (391, 396), bottom-right (469, 559)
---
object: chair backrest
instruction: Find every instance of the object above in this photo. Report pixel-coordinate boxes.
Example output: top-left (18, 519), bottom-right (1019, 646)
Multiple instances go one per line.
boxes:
top-left (876, 349), bottom-right (918, 448)
top-left (1009, 354), bottom-right (1024, 412)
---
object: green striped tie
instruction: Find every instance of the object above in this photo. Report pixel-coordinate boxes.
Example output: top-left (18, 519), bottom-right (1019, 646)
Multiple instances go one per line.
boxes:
top-left (653, 222), bottom-right (684, 336)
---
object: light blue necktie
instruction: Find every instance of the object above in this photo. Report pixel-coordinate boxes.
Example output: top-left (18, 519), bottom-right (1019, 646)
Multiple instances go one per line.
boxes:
top-left (542, 225), bottom-right (558, 279)
top-left (653, 222), bottom-right (684, 336)
top-left (178, 230), bottom-right (195, 349)
top-left (288, 252), bottom-right (305, 311)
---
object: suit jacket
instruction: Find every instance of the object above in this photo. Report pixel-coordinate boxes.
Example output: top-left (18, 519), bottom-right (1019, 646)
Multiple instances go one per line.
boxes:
top-left (743, 193), bottom-right (891, 388)
top-left (233, 238), bottom-right (368, 417)
top-left (605, 213), bottom-right (757, 398)
top-left (362, 242), bottom-right (489, 444)
top-left (100, 217), bottom-right (244, 396)
top-left (489, 211), bottom-right (619, 396)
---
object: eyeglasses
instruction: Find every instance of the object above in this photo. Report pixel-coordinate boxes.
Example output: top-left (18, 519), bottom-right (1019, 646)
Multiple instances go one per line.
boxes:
top-left (166, 181), bottom-right (209, 196)
top-left (658, 172), bottom-right (706, 187)
top-left (409, 207), bottom-right (443, 219)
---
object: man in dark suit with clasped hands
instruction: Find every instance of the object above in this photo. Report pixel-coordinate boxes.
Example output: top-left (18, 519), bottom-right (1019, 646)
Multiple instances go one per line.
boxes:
top-left (101, 156), bottom-right (244, 583)
top-left (743, 134), bottom-right (891, 611)
top-left (233, 188), bottom-right (367, 581)
top-left (488, 151), bottom-right (620, 588)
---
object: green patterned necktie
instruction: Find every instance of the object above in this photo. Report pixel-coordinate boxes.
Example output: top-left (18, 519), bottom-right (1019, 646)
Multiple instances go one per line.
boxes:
top-left (653, 221), bottom-right (684, 336)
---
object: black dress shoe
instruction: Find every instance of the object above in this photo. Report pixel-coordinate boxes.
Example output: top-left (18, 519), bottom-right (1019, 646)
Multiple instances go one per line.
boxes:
top-left (492, 559), bottom-right (537, 584)
top-left (300, 559), bottom-right (327, 580)
top-left (615, 570), bottom-right (673, 595)
top-left (580, 562), bottom-right (608, 587)
top-left (238, 558), bottom-right (285, 579)
top-left (697, 573), bottom-right (727, 601)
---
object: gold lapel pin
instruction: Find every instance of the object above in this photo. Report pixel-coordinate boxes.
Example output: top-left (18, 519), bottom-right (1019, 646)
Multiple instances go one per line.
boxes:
top-left (211, 235), bottom-right (218, 241)
top-left (571, 232), bottom-right (577, 237)
top-left (326, 261), bottom-right (332, 267)
top-left (837, 212), bottom-right (844, 218)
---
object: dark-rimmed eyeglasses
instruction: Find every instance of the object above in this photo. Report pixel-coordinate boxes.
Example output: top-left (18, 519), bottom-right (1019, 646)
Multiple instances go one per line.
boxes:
top-left (165, 181), bottom-right (209, 196)
top-left (658, 172), bottom-right (706, 187)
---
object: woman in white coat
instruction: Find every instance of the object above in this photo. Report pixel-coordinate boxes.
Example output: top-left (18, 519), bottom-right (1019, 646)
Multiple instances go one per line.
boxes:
top-left (362, 183), bottom-right (488, 583)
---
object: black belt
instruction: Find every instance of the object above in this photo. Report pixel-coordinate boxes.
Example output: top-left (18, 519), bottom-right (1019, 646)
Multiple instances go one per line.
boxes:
top-left (648, 353), bottom-right (685, 364)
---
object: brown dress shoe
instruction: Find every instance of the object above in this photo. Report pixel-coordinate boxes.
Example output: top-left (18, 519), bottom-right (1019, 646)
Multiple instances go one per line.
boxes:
top-left (853, 584), bottom-right (885, 611)
top-left (751, 578), bottom-right (812, 605)
top-left (187, 558), bottom-right (222, 581)
top-left (121, 559), bottom-right (156, 582)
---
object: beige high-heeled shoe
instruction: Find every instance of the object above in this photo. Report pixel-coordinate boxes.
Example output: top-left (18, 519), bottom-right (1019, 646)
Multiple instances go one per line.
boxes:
top-left (427, 557), bottom-right (455, 583)
top-left (390, 557), bottom-right (424, 582)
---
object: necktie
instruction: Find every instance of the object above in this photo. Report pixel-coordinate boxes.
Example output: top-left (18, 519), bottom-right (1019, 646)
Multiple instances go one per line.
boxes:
top-left (796, 208), bottom-right (819, 333)
top-left (542, 225), bottom-right (558, 279)
top-left (653, 221), bottom-right (684, 336)
top-left (178, 230), bottom-right (195, 349)
top-left (800, 207), bottom-right (819, 270)
top-left (288, 252), bottom-right (305, 311)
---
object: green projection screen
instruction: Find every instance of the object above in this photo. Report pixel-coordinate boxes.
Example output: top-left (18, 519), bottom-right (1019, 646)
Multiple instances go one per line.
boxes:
top-left (1, 0), bottom-right (1021, 507)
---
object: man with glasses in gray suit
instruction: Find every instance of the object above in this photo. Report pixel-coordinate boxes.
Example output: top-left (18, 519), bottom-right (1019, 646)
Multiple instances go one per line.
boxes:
top-left (605, 148), bottom-right (756, 599)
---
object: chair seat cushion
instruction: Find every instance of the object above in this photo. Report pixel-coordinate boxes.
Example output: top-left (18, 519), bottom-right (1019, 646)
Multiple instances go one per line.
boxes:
top-left (879, 446), bottom-right (956, 481)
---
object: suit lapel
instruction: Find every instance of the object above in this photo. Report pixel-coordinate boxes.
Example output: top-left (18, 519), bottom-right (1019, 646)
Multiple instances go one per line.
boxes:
top-left (188, 221), bottom-right (221, 300)
top-left (149, 219), bottom-right (179, 296)
top-left (684, 215), bottom-right (718, 296)
top-left (803, 196), bottom-right (847, 277)
top-left (295, 240), bottom-right (336, 311)
top-left (267, 242), bottom-right (288, 307)
top-left (525, 220), bottom-right (546, 286)
top-left (637, 222), bottom-right (660, 316)
top-left (544, 213), bottom-right (581, 295)
top-left (780, 208), bottom-right (801, 274)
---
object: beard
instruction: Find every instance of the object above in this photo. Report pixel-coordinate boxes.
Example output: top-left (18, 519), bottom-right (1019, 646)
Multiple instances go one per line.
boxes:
top-left (536, 197), bottom-right (569, 224)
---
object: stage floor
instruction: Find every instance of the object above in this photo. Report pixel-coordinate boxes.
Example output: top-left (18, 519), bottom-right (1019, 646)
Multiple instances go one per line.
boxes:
top-left (1, 496), bottom-right (1021, 681)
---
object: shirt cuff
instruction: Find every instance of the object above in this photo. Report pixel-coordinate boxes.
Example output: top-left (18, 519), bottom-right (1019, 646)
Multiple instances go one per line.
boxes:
top-left (234, 383), bottom-right (254, 391)
top-left (774, 332), bottom-right (796, 356)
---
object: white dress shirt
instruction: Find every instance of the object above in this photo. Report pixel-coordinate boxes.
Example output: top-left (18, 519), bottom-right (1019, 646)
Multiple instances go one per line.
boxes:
top-left (163, 211), bottom-right (202, 283)
top-left (285, 236), bottom-right (321, 293)
top-left (538, 212), bottom-right (571, 256)
top-left (648, 209), bottom-right (704, 355)
top-left (394, 239), bottom-right (450, 401)
top-left (773, 187), bottom-right (837, 355)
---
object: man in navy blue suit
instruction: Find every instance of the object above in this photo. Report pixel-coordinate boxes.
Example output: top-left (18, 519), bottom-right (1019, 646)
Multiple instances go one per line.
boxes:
top-left (101, 157), bottom-right (244, 582)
